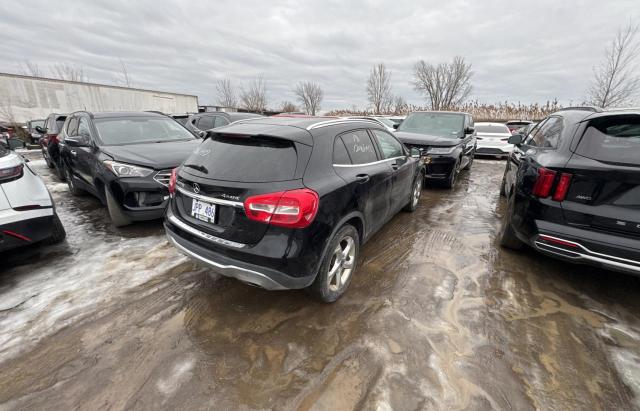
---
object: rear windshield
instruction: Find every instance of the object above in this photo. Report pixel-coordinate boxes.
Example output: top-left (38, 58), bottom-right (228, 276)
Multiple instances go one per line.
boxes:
top-left (187, 135), bottom-right (298, 182)
top-left (576, 116), bottom-right (640, 166)
top-left (94, 117), bottom-right (196, 145)
top-left (476, 125), bottom-right (510, 134)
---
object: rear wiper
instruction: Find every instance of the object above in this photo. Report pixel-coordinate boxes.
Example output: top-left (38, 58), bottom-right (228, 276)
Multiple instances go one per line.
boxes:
top-left (184, 163), bottom-right (208, 174)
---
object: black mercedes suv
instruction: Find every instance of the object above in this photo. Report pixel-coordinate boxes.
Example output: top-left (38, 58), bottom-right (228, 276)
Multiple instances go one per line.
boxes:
top-left (58, 111), bottom-right (201, 226)
top-left (164, 117), bottom-right (425, 302)
top-left (394, 111), bottom-right (476, 188)
top-left (499, 107), bottom-right (640, 275)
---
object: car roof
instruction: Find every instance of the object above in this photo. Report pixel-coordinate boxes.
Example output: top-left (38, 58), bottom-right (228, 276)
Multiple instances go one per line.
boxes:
top-left (84, 111), bottom-right (167, 119)
top-left (212, 116), bottom-right (384, 146)
top-left (409, 111), bottom-right (470, 116)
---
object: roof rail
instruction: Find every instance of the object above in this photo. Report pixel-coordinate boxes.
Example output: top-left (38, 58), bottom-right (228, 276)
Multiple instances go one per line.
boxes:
top-left (307, 118), bottom-right (382, 130)
top-left (556, 106), bottom-right (603, 113)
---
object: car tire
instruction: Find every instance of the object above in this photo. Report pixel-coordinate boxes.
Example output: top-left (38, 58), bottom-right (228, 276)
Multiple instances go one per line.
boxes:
top-left (443, 158), bottom-right (460, 188)
top-left (43, 149), bottom-right (54, 168)
top-left (105, 187), bottom-right (132, 227)
top-left (65, 166), bottom-right (84, 196)
top-left (403, 171), bottom-right (424, 212)
top-left (43, 214), bottom-right (66, 245)
top-left (307, 224), bottom-right (359, 303)
top-left (499, 193), bottom-right (524, 250)
top-left (499, 166), bottom-right (508, 197)
top-left (463, 149), bottom-right (475, 170)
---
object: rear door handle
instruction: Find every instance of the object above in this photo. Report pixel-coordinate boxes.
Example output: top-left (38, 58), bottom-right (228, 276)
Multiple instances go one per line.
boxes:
top-left (391, 162), bottom-right (399, 170)
top-left (356, 174), bottom-right (370, 184)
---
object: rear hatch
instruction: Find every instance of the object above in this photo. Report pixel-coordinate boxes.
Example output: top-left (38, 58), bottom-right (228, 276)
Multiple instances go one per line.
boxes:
top-left (173, 130), bottom-right (311, 245)
top-left (562, 114), bottom-right (640, 238)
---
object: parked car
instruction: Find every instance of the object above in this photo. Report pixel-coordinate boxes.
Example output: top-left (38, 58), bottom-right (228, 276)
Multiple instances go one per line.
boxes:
top-left (37, 113), bottom-right (68, 180)
top-left (164, 117), bottom-right (425, 301)
top-left (499, 107), bottom-right (639, 275)
top-left (184, 112), bottom-right (264, 136)
top-left (26, 119), bottom-right (45, 143)
top-left (58, 111), bottom-right (202, 227)
top-left (505, 120), bottom-right (533, 134)
top-left (0, 145), bottom-right (66, 252)
top-left (475, 122), bottom-right (514, 157)
top-left (394, 111), bottom-right (476, 188)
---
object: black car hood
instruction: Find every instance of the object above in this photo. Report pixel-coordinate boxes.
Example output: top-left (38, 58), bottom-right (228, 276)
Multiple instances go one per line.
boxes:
top-left (395, 131), bottom-right (461, 147)
top-left (101, 140), bottom-right (201, 169)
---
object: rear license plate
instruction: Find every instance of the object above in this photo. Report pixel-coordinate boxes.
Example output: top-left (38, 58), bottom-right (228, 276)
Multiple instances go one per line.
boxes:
top-left (191, 199), bottom-right (216, 223)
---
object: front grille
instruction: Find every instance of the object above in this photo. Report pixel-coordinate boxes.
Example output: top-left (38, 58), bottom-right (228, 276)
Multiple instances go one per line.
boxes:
top-left (154, 169), bottom-right (172, 187)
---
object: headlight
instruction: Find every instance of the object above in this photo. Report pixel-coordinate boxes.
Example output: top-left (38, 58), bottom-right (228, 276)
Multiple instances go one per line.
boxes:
top-left (103, 161), bottom-right (154, 177)
top-left (427, 146), bottom-right (456, 155)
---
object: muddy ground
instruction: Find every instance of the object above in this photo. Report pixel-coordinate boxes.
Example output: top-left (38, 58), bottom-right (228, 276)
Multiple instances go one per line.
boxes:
top-left (1, 157), bottom-right (639, 410)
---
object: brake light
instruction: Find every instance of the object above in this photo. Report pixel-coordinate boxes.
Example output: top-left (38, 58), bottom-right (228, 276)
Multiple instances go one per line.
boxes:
top-left (168, 168), bottom-right (177, 195)
top-left (0, 164), bottom-right (23, 182)
top-left (244, 189), bottom-right (319, 228)
top-left (552, 173), bottom-right (572, 202)
top-left (532, 167), bottom-right (556, 198)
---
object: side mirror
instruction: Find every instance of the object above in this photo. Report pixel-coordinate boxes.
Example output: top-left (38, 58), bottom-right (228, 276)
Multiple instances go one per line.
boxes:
top-left (508, 133), bottom-right (524, 145)
top-left (393, 123), bottom-right (399, 130)
top-left (35, 126), bottom-right (46, 134)
top-left (464, 126), bottom-right (475, 134)
top-left (410, 147), bottom-right (421, 158)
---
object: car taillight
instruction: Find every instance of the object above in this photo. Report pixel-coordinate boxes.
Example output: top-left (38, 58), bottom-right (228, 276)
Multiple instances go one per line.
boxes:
top-left (532, 168), bottom-right (573, 201)
top-left (552, 173), bottom-right (572, 202)
top-left (168, 168), bottom-right (177, 195)
top-left (0, 164), bottom-right (23, 182)
top-left (244, 189), bottom-right (319, 228)
top-left (532, 167), bottom-right (556, 198)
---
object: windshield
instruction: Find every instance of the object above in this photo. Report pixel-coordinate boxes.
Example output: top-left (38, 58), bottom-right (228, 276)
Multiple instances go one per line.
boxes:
top-left (397, 113), bottom-right (464, 138)
top-left (476, 124), bottom-right (510, 134)
top-left (94, 117), bottom-right (196, 145)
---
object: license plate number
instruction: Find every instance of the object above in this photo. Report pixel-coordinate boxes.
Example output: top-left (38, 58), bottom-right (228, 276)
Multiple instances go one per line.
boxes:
top-left (191, 199), bottom-right (216, 223)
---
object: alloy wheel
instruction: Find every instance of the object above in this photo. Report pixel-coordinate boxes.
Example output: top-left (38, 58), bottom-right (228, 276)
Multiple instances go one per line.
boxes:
top-left (412, 177), bottom-right (422, 207)
top-left (327, 235), bottom-right (356, 292)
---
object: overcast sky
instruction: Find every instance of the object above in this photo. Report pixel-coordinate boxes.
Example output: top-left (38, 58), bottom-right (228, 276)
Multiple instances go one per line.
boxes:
top-left (1, 0), bottom-right (638, 111)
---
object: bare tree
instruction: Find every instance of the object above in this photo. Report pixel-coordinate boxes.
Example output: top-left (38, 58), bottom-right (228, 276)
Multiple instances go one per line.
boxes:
top-left (51, 63), bottom-right (88, 82)
top-left (367, 63), bottom-right (393, 114)
top-left (117, 58), bottom-right (133, 87)
top-left (294, 81), bottom-right (323, 115)
top-left (215, 78), bottom-right (238, 108)
top-left (280, 101), bottom-right (299, 112)
top-left (18, 61), bottom-right (43, 77)
top-left (393, 96), bottom-right (408, 115)
top-left (412, 56), bottom-right (473, 110)
top-left (239, 77), bottom-right (268, 112)
top-left (588, 22), bottom-right (640, 108)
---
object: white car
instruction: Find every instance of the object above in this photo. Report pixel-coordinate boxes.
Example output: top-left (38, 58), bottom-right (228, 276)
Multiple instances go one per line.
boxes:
top-left (474, 122), bottom-right (514, 157)
top-left (0, 147), bottom-right (65, 252)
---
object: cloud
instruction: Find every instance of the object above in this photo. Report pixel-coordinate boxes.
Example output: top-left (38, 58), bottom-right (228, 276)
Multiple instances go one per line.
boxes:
top-left (1, 0), bottom-right (638, 111)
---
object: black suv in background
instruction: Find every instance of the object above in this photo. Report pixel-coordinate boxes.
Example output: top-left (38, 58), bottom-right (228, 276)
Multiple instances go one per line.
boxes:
top-left (58, 111), bottom-right (201, 226)
top-left (184, 112), bottom-right (263, 136)
top-left (164, 117), bottom-right (425, 302)
top-left (500, 107), bottom-right (640, 275)
top-left (394, 111), bottom-right (476, 188)
top-left (38, 113), bottom-right (68, 179)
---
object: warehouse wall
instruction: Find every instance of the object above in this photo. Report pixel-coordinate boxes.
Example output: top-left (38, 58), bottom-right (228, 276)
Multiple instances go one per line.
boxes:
top-left (0, 73), bottom-right (199, 123)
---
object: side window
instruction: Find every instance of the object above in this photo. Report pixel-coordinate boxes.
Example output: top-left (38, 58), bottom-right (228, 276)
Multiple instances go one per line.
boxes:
top-left (527, 117), bottom-right (562, 148)
top-left (214, 116), bottom-right (230, 127)
top-left (77, 117), bottom-right (92, 141)
top-left (66, 117), bottom-right (79, 136)
top-left (340, 130), bottom-right (378, 164)
top-left (333, 137), bottom-right (351, 165)
top-left (372, 129), bottom-right (404, 159)
top-left (197, 116), bottom-right (215, 131)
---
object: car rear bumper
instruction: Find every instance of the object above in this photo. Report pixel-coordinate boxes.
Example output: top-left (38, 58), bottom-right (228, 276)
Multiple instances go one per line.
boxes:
top-left (164, 210), bottom-right (317, 290)
top-left (0, 210), bottom-right (54, 252)
top-left (531, 220), bottom-right (640, 275)
top-left (476, 143), bottom-right (512, 155)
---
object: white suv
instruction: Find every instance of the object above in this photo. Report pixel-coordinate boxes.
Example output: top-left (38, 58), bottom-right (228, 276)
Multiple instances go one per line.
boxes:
top-left (0, 146), bottom-right (65, 251)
